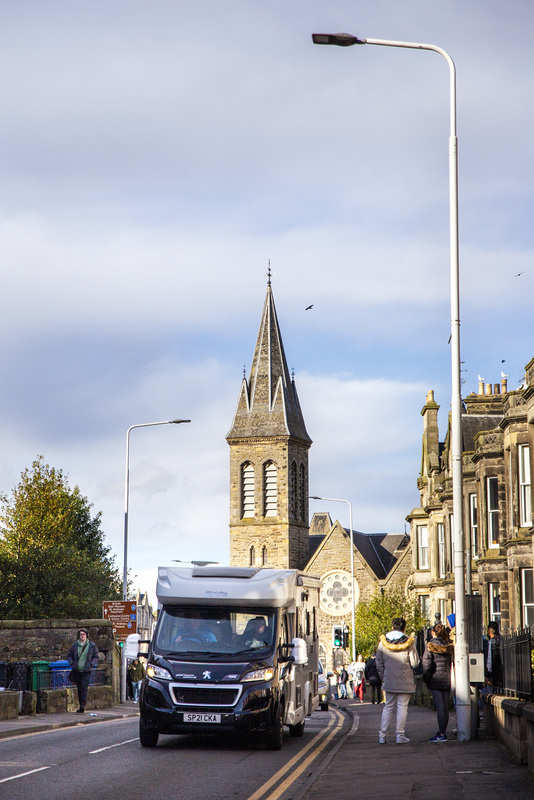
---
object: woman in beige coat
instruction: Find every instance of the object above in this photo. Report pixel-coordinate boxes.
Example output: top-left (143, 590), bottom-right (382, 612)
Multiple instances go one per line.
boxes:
top-left (376, 617), bottom-right (420, 744)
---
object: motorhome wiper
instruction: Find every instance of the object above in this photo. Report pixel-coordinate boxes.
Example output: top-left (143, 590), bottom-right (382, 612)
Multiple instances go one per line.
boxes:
top-left (232, 647), bottom-right (266, 656)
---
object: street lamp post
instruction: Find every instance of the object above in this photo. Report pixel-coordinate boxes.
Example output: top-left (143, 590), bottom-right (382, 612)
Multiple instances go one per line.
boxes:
top-left (312, 32), bottom-right (469, 740)
top-left (121, 418), bottom-right (190, 703)
top-left (309, 496), bottom-right (356, 662)
top-left (123, 419), bottom-right (191, 601)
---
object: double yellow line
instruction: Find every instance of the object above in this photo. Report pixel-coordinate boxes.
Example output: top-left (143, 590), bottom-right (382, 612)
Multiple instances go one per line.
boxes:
top-left (245, 709), bottom-right (344, 800)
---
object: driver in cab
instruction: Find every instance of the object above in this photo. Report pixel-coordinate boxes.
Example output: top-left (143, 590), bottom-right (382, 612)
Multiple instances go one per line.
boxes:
top-left (175, 617), bottom-right (217, 644)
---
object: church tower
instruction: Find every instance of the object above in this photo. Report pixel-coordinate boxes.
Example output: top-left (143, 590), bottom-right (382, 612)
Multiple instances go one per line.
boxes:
top-left (226, 277), bottom-right (312, 570)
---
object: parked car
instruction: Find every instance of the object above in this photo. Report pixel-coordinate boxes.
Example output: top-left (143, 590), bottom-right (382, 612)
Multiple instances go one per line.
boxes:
top-left (318, 659), bottom-right (330, 711)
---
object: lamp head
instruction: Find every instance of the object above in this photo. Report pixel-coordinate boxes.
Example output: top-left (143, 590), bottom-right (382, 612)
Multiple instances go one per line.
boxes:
top-left (312, 33), bottom-right (366, 47)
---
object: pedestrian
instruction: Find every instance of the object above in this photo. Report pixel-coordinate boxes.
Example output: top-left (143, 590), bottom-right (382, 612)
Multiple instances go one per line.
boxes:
top-left (376, 617), bottom-right (420, 744)
top-left (365, 652), bottom-right (383, 704)
top-left (128, 658), bottom-right (145, 702)
top-left (484, 620), bottom-right (502, 692)
top-left (352, 654), bottom-right (366, 702)
top-left (67, 628), bottom-right (99, 713)
top-left (422, 622), bottom-right (454, 742)
top-left (338, 665), bottom-right (348, 698)
top-left (330, 669), bottom-right (339, 699)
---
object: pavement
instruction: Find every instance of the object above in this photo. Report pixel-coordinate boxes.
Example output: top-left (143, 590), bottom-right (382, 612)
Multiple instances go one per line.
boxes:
top-left (0, 700), bottom-right (139, 739)
top-left (299, 697), bottom-right (534, 800)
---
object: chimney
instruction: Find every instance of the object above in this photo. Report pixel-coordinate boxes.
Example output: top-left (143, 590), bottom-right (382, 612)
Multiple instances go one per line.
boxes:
top-left (494, 384), bottom-right (500, 395)
top-left (485, 383), bottom-right (493, 396)
top-left (501, 377), bottom-right (508, 393)
top-left (478, 379), bottom-right (485, 395)
top-left (426, 390), bottom-right (435, 404)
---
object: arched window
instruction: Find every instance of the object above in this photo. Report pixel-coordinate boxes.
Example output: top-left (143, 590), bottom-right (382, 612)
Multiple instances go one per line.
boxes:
top-left (262, 545), bottom-right (268, 566)
top-left (249, 546), bottom-right (256, 566)
top-left (290, 461), bottom-right (298, 519)
top-left (299, 463), bottom-right (306, 522)
top-left (264, 461), bottom-right (277, 517)
top-left (241, 462), bottom-right (255, 518)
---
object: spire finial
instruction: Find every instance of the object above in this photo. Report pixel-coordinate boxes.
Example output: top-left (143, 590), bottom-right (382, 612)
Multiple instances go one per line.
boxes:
top-left (291, 367), bottom-right (295, 382)
top-left (243, 363), bottom-right (247, 379)
top-left (267, 259), bottom-right (272, 287)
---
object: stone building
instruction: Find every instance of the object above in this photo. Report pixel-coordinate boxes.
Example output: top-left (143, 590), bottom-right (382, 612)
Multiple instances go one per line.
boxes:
top-left (407, 358), bottom-right (534, 632)
top-left (134, 589), bottom-right (156, 642)
top-left (227, 279), bottom-right (412, 668)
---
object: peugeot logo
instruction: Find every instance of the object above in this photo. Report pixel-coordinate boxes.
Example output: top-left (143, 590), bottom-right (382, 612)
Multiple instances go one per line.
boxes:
top-left (202, 670), bottom-right (211, 680)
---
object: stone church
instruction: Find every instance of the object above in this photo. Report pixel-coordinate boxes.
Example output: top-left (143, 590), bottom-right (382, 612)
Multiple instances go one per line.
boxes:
top-left (226, 278), bottom-right (412, 667)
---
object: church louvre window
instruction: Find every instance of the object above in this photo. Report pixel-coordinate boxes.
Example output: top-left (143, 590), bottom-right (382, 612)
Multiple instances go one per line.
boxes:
top-left (298, 464), bottom-right (306, 522)
top-left (290, 461), bottom-right (298, 519)
top-left (241, 462), bottom-right (255, 518)
top-left (263, 461), bottom-right (277, 517)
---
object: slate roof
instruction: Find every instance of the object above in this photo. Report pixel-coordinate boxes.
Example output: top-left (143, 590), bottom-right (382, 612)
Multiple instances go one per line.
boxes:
top-left (307, 513), bottom-right (408, 581)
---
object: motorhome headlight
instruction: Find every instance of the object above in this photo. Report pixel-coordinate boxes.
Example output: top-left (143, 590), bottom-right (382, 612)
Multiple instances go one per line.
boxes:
top-left (242, 667), bottom-right (275, 683)
top-left (146, 663), bottom-right (173, 681)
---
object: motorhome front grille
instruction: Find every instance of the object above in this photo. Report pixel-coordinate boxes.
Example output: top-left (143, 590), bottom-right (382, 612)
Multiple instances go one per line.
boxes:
top-left (170, 684), bottom-right (241, 707)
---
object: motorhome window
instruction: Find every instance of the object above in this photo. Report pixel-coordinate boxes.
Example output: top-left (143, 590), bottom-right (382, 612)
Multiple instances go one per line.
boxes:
top-left (155, 607), bottom-right (277, 657)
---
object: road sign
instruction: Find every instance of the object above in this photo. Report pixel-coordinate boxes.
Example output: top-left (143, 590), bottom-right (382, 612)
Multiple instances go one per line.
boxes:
top-left (103, 600), bottom-right (137, 642)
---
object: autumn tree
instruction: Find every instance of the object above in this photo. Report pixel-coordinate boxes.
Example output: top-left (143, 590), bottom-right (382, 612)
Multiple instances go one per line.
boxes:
top-left (0, 456), bottom-right (121, 619)
top-left (353, 587), bottom-right (428, 658)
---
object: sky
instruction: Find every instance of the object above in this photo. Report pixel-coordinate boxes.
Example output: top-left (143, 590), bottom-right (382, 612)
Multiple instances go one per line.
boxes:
top-left (0, 1), bottom-right (533, 604)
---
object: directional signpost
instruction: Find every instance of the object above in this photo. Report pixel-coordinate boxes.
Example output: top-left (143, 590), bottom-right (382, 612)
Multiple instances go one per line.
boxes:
top-left (103, 600), bottom-right (137, 643)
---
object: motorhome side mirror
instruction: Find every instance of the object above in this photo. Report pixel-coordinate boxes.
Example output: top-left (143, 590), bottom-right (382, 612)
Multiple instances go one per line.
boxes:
top-left (292, 637), bottom-right (308, 666)
top-left (279, 643), bottom-right (295, 663)
top-left (125, 633), bottom-right (141, 659)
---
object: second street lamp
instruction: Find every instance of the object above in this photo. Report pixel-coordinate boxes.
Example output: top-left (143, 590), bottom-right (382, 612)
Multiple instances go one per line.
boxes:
top-left (121, 417), bottom-right (190, 703)
top-left (312, 30), bottom-right (469, 740)
top-left (123, 418), bottom-right (191, 600)
top-left (310, 495), bottom-right (356, 662)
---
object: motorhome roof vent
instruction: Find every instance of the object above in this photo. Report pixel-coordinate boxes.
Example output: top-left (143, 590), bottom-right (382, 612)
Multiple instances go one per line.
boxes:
top-left (191, 566), bottom-right (262, 579)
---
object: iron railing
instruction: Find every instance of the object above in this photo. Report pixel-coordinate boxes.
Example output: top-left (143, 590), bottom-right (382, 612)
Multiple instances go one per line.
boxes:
top-left (495, 628), bottom-right (533, 701)
top-left (36, 667), bottom-right (109, 691)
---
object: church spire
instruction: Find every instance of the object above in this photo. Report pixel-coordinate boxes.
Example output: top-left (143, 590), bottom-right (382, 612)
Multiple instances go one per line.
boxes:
top-left (227, 281), bottom-right (311, 443)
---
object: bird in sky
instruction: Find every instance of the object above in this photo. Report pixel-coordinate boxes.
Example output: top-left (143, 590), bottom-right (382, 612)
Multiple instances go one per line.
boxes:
top-left (514, 272), bottom-right (524, 277)
top-left (305, 304), bottom-right (314, 311)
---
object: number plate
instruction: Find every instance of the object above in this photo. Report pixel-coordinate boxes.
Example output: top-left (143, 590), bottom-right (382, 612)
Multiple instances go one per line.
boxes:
top-left (182, 713), bottom-right (221, 723)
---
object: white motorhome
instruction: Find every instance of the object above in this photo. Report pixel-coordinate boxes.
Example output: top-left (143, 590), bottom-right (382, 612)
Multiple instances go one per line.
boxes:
top-left (138, 565), bottom-right (322, 749)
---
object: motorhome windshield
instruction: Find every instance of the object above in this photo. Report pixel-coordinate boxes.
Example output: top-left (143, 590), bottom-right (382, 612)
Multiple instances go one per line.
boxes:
top-left (155, 607), bottom-right (276, 658)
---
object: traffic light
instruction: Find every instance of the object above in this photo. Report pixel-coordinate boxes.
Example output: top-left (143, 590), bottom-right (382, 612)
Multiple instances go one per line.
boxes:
top-left (343, 625), bottom-right (349, 649)
top-left (333, 625), bottom-right (343, 648)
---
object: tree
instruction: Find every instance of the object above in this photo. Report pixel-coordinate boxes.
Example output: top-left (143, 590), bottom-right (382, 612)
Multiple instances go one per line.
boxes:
top-left (0, 456), bottom-right (122, 619)
top-left (353, 587), bottom-right (428, 658)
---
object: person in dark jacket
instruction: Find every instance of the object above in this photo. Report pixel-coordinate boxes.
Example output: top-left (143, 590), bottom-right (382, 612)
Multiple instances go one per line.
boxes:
top-left (365, 654), bottom-right (383, 704)
top-left (422, 622), bottom-right (454, 742)
top-left (67, 628), bottom-right (99, 713)
top-left (484, 620), bottom-right (502, 691)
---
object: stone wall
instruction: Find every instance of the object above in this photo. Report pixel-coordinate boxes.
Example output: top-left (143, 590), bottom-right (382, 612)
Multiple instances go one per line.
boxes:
top-left (0, 618), bottom-right (120, 703)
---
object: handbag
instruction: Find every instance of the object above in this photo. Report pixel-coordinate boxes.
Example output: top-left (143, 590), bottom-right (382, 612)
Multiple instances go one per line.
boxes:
top-left (422, 657), bottom-right (436, 685)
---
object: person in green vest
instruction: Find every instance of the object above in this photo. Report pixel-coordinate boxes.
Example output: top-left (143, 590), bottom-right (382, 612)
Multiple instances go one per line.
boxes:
top-left (67, 628), bottom-right (99, 713)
